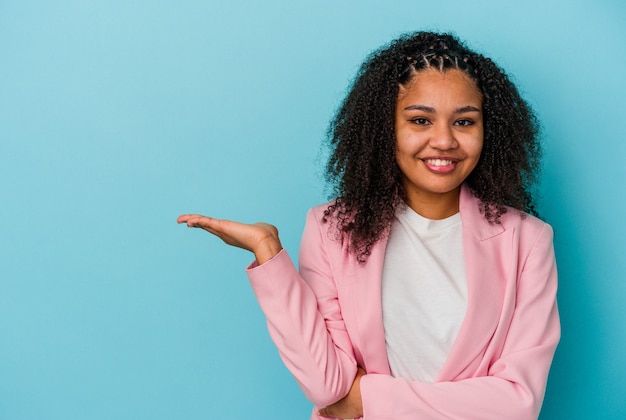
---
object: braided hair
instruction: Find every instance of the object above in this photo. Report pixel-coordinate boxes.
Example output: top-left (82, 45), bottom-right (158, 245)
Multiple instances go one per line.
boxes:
top-left (323, 32), bottom-right (541, 263)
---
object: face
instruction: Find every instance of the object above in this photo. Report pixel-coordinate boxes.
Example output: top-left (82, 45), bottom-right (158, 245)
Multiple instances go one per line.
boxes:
top-left (395, 68), bottom-right (483, 216)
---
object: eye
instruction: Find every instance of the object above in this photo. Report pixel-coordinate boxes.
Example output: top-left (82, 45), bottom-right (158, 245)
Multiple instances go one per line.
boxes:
top-left (454, 119), bottom-right (474, 127)
top-left (410, 117), bottom-right (431, 125)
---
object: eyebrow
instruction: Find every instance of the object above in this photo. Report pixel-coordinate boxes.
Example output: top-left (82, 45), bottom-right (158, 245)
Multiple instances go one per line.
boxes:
top-left (404, 105), bottom-right (481, 114)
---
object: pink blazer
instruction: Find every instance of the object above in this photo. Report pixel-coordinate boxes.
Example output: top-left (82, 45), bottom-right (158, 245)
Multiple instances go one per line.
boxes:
top-left (247, 185), bottom-right (560, 420)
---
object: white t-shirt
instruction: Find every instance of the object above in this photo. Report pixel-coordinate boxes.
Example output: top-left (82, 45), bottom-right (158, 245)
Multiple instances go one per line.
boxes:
top-left (381, 206), bottom-right (467, 383)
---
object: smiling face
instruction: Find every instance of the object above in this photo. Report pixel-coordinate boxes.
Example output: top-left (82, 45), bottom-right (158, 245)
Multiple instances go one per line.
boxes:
top-left (395, 68), bottom-right (484, 218)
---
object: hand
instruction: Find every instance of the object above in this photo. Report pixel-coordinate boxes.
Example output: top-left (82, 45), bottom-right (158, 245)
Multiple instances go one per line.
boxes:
top-left (177, 214), bottom-right (283, 264)
top-left (318, 368), bottom-right (365, 419)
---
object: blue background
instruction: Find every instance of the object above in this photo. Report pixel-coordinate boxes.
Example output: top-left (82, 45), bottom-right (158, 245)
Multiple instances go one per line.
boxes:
top-left (1, 0), bottom-right (624, 418)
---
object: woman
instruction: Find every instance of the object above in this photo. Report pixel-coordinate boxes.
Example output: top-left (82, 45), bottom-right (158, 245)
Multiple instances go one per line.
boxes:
top-left (178, 32), bottom-right (560, 419)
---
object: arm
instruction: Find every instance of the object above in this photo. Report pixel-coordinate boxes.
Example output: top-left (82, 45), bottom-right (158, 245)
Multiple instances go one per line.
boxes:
top-left (246, 209), bottom-right (358, 407)
top-left (358, 223), bottom-right (560, 420)
top-left (178, 211), bottom-right (358, 408)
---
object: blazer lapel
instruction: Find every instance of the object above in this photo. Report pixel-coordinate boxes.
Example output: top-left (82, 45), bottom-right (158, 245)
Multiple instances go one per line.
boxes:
top-left (436, 185), bottom-right (508, 381)
top-left (345, 236), bottom-right (392, 375)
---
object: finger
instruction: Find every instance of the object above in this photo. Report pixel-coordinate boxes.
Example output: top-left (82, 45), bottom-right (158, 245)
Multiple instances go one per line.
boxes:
top-left (184, 215), bottom-right (220, 229)
top-left (177, 214), bottom-right (205, 224)
top-left (183, 217), bottom-right (243, 245)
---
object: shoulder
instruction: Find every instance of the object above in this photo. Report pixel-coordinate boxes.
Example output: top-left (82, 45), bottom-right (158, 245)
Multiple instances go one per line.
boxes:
top-left (300, 201), bottom-right (358, 260)
top-left (301, 202), bottom-right (343, 246)
top-left (460, 184), bottom-right (553, 242)
top-left (297, 202), bottom-right (361, 275)
top-left (309, 202), bottom-right (332, 220)
top-left (499, 210), bottom-right (554, 253)
top-left (306, 201), bottom-right (349, 239)
top-left (500, 208), bottom-right (552, 233)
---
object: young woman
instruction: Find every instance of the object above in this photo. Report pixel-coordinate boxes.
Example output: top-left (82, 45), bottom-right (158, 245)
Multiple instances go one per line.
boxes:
top-left (178, 32), bottom-right (560, 419)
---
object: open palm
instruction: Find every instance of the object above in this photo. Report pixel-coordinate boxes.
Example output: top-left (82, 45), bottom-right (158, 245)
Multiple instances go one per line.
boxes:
top-left (177, 214), bottom-right (283, 264)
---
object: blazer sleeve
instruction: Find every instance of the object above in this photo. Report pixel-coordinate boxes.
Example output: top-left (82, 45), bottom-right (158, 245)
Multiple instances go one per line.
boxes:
top-left (359, 223), bottom-right (560, 420)
top-left (246, 208), bottom-right (358, 407)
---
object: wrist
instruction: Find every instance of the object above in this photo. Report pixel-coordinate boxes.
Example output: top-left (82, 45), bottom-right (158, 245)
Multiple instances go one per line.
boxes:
top-left (254, 237), bottom-right (283, 265)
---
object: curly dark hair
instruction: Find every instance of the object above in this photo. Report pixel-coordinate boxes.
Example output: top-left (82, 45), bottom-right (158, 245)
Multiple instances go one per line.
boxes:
top-left (323, 31), bottom-right (541, 262)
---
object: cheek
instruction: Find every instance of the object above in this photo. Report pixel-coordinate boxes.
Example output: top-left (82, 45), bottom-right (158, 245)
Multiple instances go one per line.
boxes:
top-left (394, 133), bottom-right (419, 157)
top-left (394, 142), bottom-right (414, 165)
top-left (394, 137), bottom-right (405, 158)
top-left (474, 141), bottom-right (484, 159)
top-left (471, 132), bottom-right (484, 159)
top-left (393, 145), bottom-right (408, 173)
top-left (467, 141), bottom-right (484, 173)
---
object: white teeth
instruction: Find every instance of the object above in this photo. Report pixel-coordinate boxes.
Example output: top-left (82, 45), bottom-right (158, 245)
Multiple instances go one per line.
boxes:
top-left (425, 159), bottom-right (453, 166)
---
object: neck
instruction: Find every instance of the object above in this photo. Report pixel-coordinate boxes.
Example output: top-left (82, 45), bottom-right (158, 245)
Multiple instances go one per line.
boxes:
top-left (405, 188), bottom-right (461, 220)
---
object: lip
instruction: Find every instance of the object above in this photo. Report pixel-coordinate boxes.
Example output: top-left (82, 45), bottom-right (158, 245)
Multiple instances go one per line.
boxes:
top-left (420, 157), bottom-right (460, 174)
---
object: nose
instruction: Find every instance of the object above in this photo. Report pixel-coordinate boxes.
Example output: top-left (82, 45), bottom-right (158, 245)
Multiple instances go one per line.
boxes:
top-left (429, 122), bottom-right (458, 150)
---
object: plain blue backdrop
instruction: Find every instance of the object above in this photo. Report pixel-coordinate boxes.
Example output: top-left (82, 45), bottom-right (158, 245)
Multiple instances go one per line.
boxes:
top-left (1, 0), bottom-right (624, 418)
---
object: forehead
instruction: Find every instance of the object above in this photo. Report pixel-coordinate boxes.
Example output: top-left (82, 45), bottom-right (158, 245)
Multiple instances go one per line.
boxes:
top-left (397, 68), bottom-right (482, 104)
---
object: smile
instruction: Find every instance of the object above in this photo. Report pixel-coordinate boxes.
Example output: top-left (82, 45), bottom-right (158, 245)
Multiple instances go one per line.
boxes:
top-left (424, 158), bottom-right (455, 166)
top-left (421, 158), bottom-right (458, 174)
